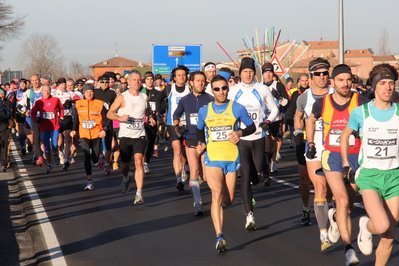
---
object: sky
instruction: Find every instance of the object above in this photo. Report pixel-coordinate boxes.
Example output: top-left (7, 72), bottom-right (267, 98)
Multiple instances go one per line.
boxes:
top-left (1, 0), bottom-right (398, 72)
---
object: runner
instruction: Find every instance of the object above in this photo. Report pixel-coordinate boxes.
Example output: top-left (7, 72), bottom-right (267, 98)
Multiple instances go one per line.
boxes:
top-left (341, 63), bottom-right (399, 265)
top-left (31, 84), bottom-right (64, 174)
top-left (14, 78), bottom-right (31, 155)
top-left (173, 71), bottom-right (214, 216)
top-left (203, 62), bottom-right (216, 94)
top-left (0, 88), bottom-right (13, 172)
top-left (196, 74), bottom-right (255, 252)
top-left (94, 75), bottom-right (117, 175)
top-left (307, 64), bottom-right (368, 265)
top-left (156, 65), bottom-right (190, 191)
top-left (294, 57), bottom-right (335, 251)
top-left (107, 70), bottom-right (156, 204)
top-left (228, 57), bottom-right (279, 231)
top-left (71, 84), bottom-right (110, 190)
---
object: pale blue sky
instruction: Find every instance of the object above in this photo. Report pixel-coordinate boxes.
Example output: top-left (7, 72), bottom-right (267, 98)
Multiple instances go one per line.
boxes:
top-left (1, 0), bottom-right (398, 71)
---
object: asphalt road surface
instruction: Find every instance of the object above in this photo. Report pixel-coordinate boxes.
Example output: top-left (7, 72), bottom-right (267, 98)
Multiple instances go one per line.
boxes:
top-left (8, 139), bottom-right (399, 266)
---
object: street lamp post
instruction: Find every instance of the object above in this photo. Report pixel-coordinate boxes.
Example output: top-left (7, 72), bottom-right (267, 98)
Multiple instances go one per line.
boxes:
top-left (338, 0), bottom-right (344, 64)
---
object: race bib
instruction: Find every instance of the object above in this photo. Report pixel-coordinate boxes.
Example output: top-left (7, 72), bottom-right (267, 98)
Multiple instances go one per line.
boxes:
top-left (82, 120), bottom-right (96, 129)
top-left (210, 125), bottom-right (232, 142)
top-left (149, 102), bottom-right (156, 112)
top-left (366, 138), bottom-right (397, 160)
top-left (43, 111), bottom-right (55, 120)
top-left (180, 112), bottom-right (186, 124)
top-left (328, 129), bottom-right (355, 147)
top-left (64, 108), bottom-right (72, 116)
top-left (315, 120), bottom-right (323, 131)
top-left (127, 117), bottom-right (143, 130)
top-left (189, 113), bottom-right (198, 125)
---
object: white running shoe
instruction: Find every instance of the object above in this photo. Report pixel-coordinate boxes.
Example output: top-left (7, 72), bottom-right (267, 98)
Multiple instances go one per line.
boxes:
top-left (345, 248), bottom-right (360, 266)
top-left (328, 208), bottom-right (340, 243)
top-left (134, 194), bottom-right (144, 204)
top-left (320, 233), bottom-right (333, 251)
top-left (245, 212), bottom-right (256, 231)
top-left (358, 216), bottom-right (372, 255)
top-left (181, 169), bottom-right (188, 182)
top-left (270, 162), bottom-right (278, 173)
top-left (144, 163), bottom-right (150, 173)
top-left (276, 152), bottom-right (281, 162)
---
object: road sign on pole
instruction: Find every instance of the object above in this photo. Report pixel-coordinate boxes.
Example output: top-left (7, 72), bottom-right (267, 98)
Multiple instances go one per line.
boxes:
top-left (152, 44), bottom-right (202, 82)
top-left (270, 54), bottom-right (286, 74)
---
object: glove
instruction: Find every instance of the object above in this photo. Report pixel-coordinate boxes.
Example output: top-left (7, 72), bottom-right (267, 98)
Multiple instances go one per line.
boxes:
top-left (352, 130), bottom-right (360, 139)
top-left (271, 89), bottom-right (280, 99)
top-left (342, 166), bottom-right (355, 184)
top-left (35, 117), bottom-right (42, 123)
top-left (293, 129), bottom-right (304, 146)
top-left (174, 125), bottom-right (187, 138)
top-left (259, 120), bottom-right (271, 131)
top-left (306, 144), bottom-right (316, 159)
top-left (63, 100), bottom-right (73, 109)
top-left (58, 118), bottom-right (64, 127)
top-left (16, 104), bottom-right (26, 115)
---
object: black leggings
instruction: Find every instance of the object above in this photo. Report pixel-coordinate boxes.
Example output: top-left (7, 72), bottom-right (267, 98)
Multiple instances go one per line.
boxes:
top-left (145, 125), bottom-right (157, 164)
top-left (239, 138), bottom-right (265, 215)
top-left (81, 138), bottom-right (102, 176)
top-left (32, 121), bottom-right (42, 158)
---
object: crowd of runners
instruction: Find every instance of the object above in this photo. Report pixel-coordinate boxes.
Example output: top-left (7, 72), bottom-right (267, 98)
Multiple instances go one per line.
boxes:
top-left (1, 57), bottom-right (398, 266)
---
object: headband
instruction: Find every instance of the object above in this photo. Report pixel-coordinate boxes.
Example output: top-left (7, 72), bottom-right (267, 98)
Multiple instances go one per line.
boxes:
top-left (204, 64), bottom-right (216, 72)
top-left (219, 71), bottom-right (232, 81)
top-left (262, 66), bottom-right (274, 74)
top-left (309, 63), bottom-right (330, 72)
top-left (372, 72), bottom-right (396, 89)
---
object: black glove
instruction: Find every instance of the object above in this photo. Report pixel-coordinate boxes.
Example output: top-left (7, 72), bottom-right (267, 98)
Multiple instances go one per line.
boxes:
top-left (271, 89), bottom-right (280, 99)
top-left (58, 118), bottom-right (64, 127)
top-left (293, 129), bottom-right (304, 146)
top-left (352, 130), bottom-right (360, 139)
top-left (63, 100), bottom-right (73, 109)
top-left (259, 121), bottom-right (271, 131)
top-left (35, 117), bottom-right (42, 123)
top-left (174, 125), bottom-right (187, 138)
top-left (306, 144), bottom-right (316, 159)
top-left (16, 104), bottom-right (26, 115)
top-left (342, 166), bottom-right (354, 184)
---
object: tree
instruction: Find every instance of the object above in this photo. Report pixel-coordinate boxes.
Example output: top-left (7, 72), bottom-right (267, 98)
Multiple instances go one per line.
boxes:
top-left (0, 1), bottom-right (26, 61)
top-left (17, 33), bottom-right (66, 78)
top-left (69, 60), bottom-right (91, 80)
top-left (378, 28), bottom-right (391, 56)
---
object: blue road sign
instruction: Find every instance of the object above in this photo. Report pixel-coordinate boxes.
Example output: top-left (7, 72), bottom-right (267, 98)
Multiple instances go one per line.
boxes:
top-left (152, 44), bottom-right (202, 82)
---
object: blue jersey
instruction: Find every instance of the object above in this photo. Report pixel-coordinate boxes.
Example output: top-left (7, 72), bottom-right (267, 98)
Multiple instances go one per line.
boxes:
top-left (173, 92), bottom-right (214, 139)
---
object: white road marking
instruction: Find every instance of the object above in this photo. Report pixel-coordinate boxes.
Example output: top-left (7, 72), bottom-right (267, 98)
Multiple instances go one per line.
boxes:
top-left (11, 141), bottom-right (67, 266)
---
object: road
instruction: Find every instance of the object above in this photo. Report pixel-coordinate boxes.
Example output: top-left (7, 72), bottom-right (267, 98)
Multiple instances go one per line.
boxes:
top-left (9, 139), bottom-right (399, 266)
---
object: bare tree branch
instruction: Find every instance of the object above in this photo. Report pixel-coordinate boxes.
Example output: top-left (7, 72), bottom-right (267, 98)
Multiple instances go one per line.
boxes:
top-left (378, 28), bottom-right (391, 56)
top-left (0, 1), bottom-right (26, 48)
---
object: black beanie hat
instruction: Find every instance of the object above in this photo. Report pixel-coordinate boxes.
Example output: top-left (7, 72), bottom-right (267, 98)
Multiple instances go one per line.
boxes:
top-left (239, 57), bottom-right (256, 75)
top-left (331, 64), bottom-right (352, 79)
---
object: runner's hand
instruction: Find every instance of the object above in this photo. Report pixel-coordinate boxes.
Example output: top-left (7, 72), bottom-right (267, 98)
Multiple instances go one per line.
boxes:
top-left (342, 166), bottom-right (354, 183)
top-left (305, 144), bottom-right (316, 159)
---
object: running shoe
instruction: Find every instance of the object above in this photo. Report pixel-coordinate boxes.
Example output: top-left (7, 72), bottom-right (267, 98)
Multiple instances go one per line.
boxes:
top-left (358, 216), bottom-right (372, 255)
top-left (98, 154), bottom-right (105, 168)
top-left (53, 152), bottom-right (60, 165)
top-left (112, 162), bottom-right (119, 170)
top-left (301, 209), bottom-right (311, 226)
top-left (134, 194), bottom-right (144, 204)
top-left (176, 178), bottom-right (185, 191)
top-left (276, 152), bottom-right (281, 162)
top-left (153, 149), bottom-right (159, 157)
top-left (215, 233), bottom-right (228, 253)
top-left (270, 162), bottom-right (278, 173)
top-left (62, 161), bottom-right (70, 171)
top-left (144, 163), bottom-right (150, 174)
top-left (328, 208), bottom-right (340, 243)
top-left (21, 147), bottom-right (26, 155)
top-left (104, 164), bottom-right (111, 175)
top-left (320, 233), bottom-right (333, 251)
top-left (289, 141), bottom-right (296, 149)
top-left (85, 180), bottom-right (94, 191)
top-left (44, 165), bottom-right (52, 174)
top-left (121, 172), bottom-right (133, 194)
top-left (245, 212), bottom-right (256, 231)
top-left (252, 197), bottom-right (256, 206)
top-left (345, 248), bottom-right (360, 266)
top-left (70, 157), bottom-right (76, 164)
top-left (263, 177), bottom-right (273, 186)
top-left (36, 157), bottom-right (44, 167)
top-left (194, 203), bottom-right (204, 216)
top-left (181, 169), bottom-right (188, 182)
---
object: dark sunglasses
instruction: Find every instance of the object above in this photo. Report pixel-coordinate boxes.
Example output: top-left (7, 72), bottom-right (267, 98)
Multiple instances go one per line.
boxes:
top-left (212, 85), bottom-right (229, 92)
top-left (121, 82), bottom-right (128, 84)
top-left (100, 81), bottom-right (109, 84)
top-left (312, 71), bottom-right (329, 76)
top-left (77, 84), bottom-right (83, 86)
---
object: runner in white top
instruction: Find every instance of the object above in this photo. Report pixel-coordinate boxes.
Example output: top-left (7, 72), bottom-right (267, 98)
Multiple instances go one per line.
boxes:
top-left (107, 70), bottom-right (156, 204)
top-left (228, 57), bottom-right (279, 231)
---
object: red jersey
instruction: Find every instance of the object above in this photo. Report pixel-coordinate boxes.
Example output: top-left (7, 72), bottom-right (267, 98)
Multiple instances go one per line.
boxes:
top-left (31, 96), bottom-right (64, 132)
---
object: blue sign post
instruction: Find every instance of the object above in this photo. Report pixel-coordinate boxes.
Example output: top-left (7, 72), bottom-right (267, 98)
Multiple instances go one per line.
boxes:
top-left (152, 44), bottom-right (202, 82)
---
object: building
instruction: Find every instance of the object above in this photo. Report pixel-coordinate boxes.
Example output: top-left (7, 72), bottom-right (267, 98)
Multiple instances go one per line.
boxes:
top-left (90, 56), bottom-right (142, 79)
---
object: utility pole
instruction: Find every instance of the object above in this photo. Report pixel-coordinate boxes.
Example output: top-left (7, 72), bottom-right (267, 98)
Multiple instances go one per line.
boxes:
top-left (338, 0), bottom-right (344, 64)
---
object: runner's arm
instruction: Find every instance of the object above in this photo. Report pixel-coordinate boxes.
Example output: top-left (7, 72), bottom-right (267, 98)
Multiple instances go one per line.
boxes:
top-left (340, 126), bottom-right (353, 167)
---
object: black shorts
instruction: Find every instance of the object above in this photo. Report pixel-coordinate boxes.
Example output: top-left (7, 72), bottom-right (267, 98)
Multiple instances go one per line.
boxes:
top-left (120, 136), bottom-right (146, 163)
top-left (184, 138), bottom-right (199, 148)
top-left (269, 121), bottom-right (282, 137)
top-left (167, 125), bottom-right (184, 141)
top-left (60, 116), bottom-right (73, 133)
top-left (113, 128), bottom-right (120, 139)
top-left (103, 127), bottom-right (113, 151)
top-left (296, 142), bottom-right (306, 166)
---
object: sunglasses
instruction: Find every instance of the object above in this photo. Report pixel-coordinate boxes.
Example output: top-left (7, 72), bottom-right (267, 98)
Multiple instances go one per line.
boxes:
top-left (312, 71), bottom-right (329, 76)
top-left (100, 81), bottom-right (109, 84)
top-left (77, 84), bottom-right (83, 86)
top-left (121, 82), bottom-right (128, 84)
top-left (212, 85), bottom-right (229, 92)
